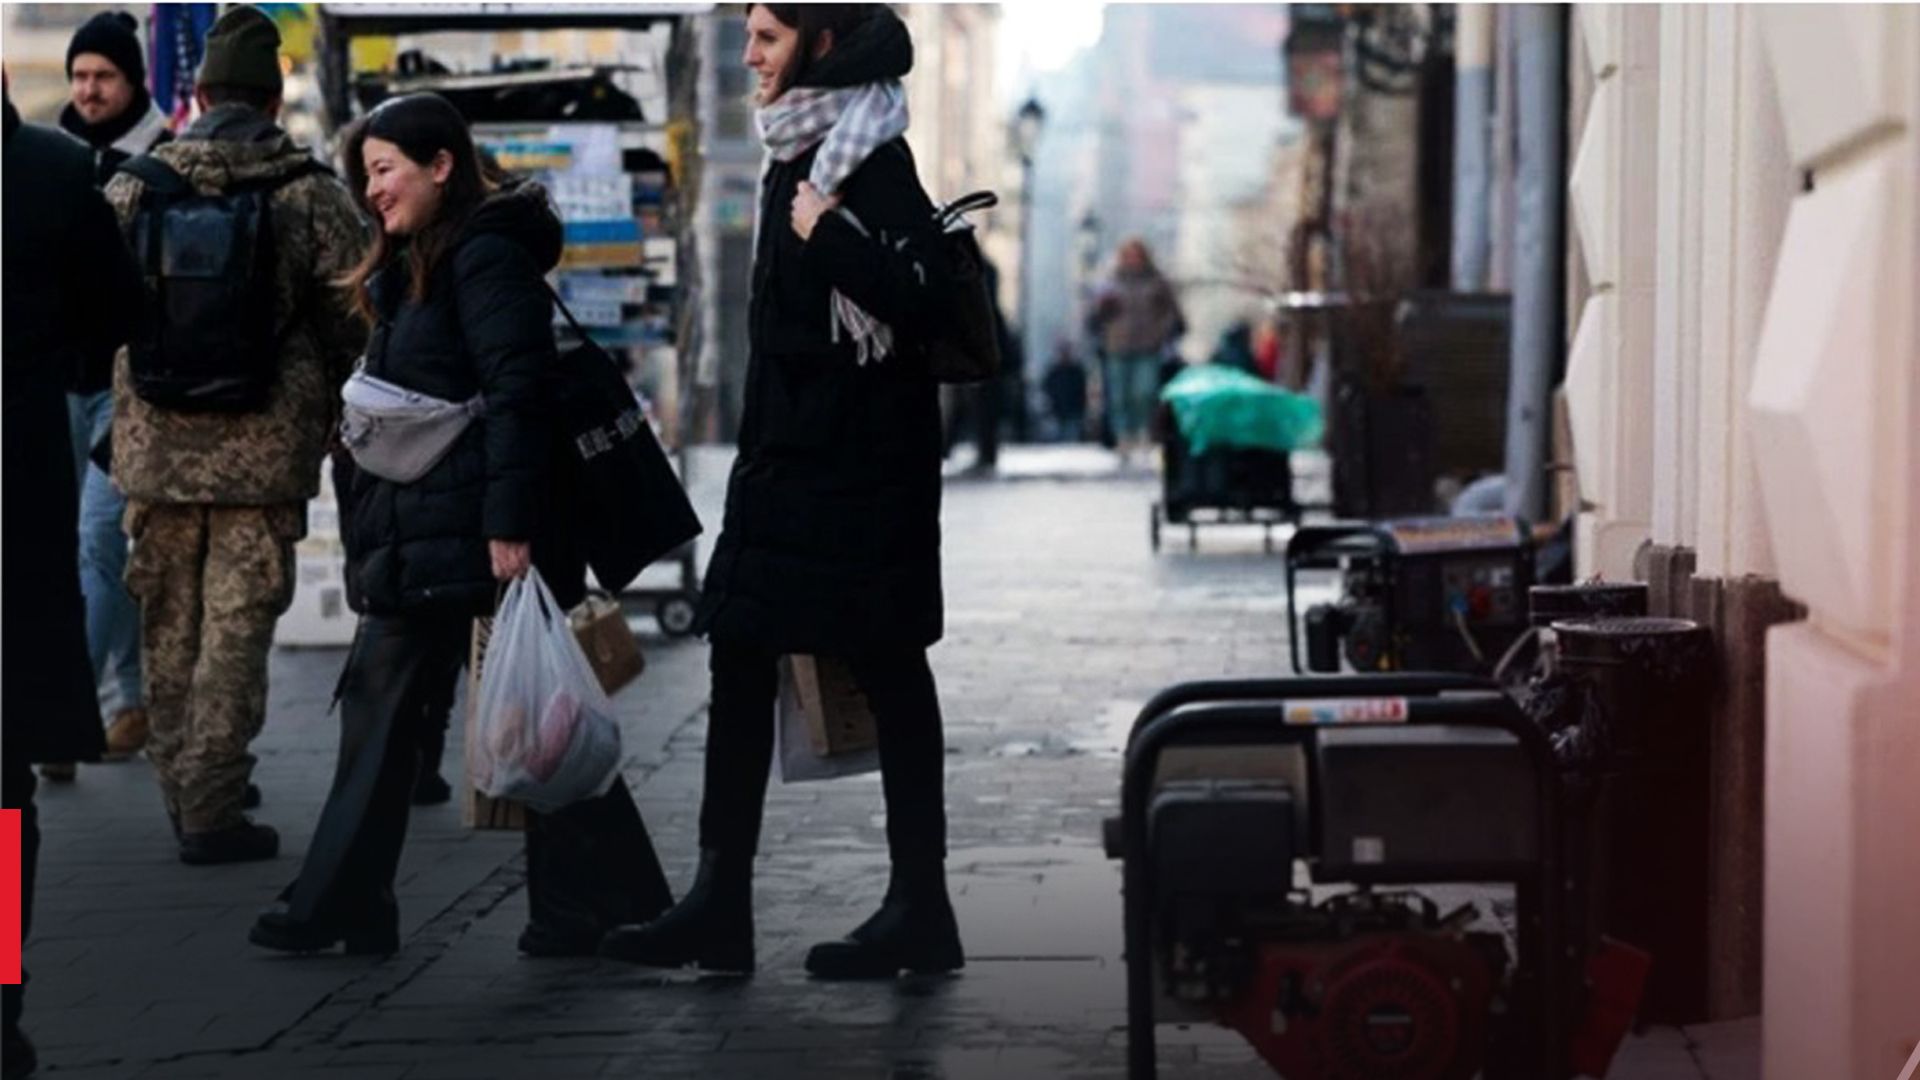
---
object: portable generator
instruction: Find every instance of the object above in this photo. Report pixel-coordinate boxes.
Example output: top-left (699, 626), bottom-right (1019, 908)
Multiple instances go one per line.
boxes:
top-left (1285, 517), bottom-right (1533, 676)
top-left (1108, 674), bottom-right (1607, 1080)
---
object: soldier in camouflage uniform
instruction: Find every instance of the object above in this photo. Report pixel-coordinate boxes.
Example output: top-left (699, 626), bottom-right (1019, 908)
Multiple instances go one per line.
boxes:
top-left (103, 6), bottom-right (369, 864)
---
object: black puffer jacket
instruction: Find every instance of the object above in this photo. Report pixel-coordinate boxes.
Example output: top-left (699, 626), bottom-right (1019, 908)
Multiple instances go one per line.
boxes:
top-left (695, 8), bottom-right (953, 656)
top-left (341, 184), bottom-right (584, 616)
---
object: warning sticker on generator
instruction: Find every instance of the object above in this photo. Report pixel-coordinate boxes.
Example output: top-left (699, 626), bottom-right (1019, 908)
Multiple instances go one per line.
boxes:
top-left (1282, 698), bottom-right (1410, 725)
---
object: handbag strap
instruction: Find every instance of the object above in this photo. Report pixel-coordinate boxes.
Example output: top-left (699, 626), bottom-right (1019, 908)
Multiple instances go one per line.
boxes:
top-left (545, 280), bottom-right (595, 342)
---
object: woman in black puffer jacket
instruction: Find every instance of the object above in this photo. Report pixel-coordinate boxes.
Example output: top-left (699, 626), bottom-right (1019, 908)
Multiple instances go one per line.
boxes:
top-left (251, 94), bottom-right (670, 958)
top-left (600, 4), bottom-right (961, 980)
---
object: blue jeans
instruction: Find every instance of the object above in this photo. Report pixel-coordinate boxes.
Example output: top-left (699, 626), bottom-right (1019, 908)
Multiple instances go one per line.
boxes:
top-left (67, 391), bottom-right (142, 714)
top-left (1106, 352), bottom-right (1164, 444)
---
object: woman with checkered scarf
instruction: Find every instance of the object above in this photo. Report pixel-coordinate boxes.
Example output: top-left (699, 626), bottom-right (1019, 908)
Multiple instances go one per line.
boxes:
top-left (600, 4), bottom-right (963, 980)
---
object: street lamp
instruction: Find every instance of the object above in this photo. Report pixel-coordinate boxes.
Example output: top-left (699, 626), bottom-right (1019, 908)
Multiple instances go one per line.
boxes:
top-left (1012, 94), bottom-right (1046, 399)
top-left (1077, 211), bottom-right (1102, 277)
top-left (1013, 95), bottom-right (1046, 166)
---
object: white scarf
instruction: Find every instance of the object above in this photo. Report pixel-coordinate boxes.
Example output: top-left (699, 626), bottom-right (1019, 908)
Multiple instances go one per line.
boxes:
top-left (756, 82), bottom-right (909, 366)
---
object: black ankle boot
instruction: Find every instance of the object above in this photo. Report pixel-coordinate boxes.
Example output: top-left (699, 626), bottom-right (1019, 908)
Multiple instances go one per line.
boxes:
top-left (805, 858), bottom-right (963, 979)
top-left (179, 818), bottom-right (280, 865)
top-left (412, 729), bottom-right (452, 806)
top-left (598, 849), bottom-right (754, 972)
top-left (249, 904), bottom-right (399, 956)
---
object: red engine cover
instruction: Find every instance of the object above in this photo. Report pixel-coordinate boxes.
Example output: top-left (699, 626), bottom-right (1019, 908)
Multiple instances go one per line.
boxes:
top-left (1219, 933), bottom-right (1496, 1080)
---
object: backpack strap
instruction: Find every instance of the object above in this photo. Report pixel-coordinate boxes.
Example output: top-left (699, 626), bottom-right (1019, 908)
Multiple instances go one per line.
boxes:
top-left (254, 156), bottom-right (335, 193)
top-left (116, 154), bottom-right (191, 196)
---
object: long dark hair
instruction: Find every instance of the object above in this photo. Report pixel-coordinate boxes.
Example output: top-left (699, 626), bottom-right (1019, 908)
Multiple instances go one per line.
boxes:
top-left (752, 4), bottom-right (873, 97)
top-left (338, 93), bottom-right (491, 324)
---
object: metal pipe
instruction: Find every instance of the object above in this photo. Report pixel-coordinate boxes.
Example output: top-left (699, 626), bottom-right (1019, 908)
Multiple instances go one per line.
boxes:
top-left (1504, 5), bottom-right (1568, 523)
top-left (1452, 4), bottom-right (1496, 291)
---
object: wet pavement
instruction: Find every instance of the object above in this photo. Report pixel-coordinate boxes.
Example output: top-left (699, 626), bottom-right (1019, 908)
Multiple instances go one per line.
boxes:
top-left (21, 447), bottom-right (1757, 1079)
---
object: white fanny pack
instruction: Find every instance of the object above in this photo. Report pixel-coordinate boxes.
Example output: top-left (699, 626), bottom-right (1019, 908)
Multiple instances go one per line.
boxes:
top-left (340, 369), bottom-right (485, 484)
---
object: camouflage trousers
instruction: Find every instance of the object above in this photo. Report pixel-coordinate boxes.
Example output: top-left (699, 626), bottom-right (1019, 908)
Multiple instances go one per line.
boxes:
top-left (124, 501), bottom-right (304, 833)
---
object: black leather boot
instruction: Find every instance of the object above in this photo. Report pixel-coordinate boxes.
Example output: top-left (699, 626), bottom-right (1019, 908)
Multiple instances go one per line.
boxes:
top-left (598, 849), bottom-right (753, 973)
top-left (411, 728), bottom-right (451, 806)
top-left (804, 858), bottom-right (963, 979)
top-left (179, 818), bottom-right (279, 865)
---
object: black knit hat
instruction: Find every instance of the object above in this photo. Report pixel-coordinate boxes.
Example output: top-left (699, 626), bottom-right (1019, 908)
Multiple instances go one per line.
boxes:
top-left (198, 5), bottom-right (284, 96)
top-left (67, 11), bottom-right (146, 88)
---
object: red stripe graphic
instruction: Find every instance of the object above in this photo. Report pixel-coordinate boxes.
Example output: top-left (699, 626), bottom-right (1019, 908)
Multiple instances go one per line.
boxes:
top-left (1, 810), bottom-right (19, 984)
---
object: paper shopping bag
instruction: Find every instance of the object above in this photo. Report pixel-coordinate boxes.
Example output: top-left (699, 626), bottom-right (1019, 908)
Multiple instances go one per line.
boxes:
top-left (775, 655), bottom-right (879, 782)
top-left (568, 594), bottom-right (645, 695)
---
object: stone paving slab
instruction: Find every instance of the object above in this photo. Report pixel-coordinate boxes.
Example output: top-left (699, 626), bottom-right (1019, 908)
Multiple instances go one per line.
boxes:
top-left (20, 462), bottom-right (1754, 1079)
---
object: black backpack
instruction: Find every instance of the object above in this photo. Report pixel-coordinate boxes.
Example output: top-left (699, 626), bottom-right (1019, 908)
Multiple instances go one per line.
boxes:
top-left (841, 142), bottom-right (1002, 385)
top-left (924, 189), bottom-right (1004, 384)
top-left (118, 154), bottom-right (325, 412)
top-left (546, 285), bottom-right (703, 593)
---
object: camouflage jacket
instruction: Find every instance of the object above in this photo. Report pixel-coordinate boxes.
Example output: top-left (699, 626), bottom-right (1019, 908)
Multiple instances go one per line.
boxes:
top-left (104, 104), bottom-right (369, 506)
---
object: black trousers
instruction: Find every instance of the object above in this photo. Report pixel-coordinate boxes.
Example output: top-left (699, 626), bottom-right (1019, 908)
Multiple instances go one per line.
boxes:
top-left (700, 639), bottom-right (948, 864)
top-left (2, 757), bottom-right (36, 1035)
top-left (284, 614), bottom-right (671, 938)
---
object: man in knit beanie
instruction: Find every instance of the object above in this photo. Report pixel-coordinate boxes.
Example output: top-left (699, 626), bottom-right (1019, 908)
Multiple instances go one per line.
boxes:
top-left (100, 3), bottom-right (370, 865)
top-left (60, 11), bottom-right (171, 185)
top-left (42, 10), bottom-right (174, 790)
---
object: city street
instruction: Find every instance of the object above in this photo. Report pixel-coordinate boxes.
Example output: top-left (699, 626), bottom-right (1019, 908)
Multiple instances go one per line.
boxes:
top-left (22, 452), bottom-right (1755, 1079)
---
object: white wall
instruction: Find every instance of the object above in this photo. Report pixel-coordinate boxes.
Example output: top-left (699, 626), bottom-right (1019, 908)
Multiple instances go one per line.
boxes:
top-left (1570, 6), bottom-right (1920, 1070)
top-left (1566, 5), bottom-right (1660, 580)
top-left (1746, 7), bottom-right (1919, 1070)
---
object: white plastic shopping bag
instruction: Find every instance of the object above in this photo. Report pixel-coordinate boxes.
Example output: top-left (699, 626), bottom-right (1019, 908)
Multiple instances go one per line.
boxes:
top-left (471, 567), bottom-right (624, 811)
top-left (774, 655), bottom-right (881, 783)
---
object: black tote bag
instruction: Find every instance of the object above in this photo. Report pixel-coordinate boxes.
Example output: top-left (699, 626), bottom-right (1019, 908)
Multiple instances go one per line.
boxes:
top-left (547, 285), bottom-right (701, 594)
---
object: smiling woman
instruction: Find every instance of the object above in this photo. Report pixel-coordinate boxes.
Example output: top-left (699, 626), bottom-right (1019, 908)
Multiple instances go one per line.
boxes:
top-left (251, 91), bottom-right (676, 963)
top-left (339, 94), bottom-right (490, 322)
top-left (600, 2), bottom-right (970, 984)
top-left (742, 4), bottom-right (871, 105)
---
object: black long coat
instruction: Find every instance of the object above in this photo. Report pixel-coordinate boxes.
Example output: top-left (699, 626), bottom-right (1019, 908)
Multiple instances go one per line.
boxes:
top-left (1, 100), bottom-right (143, 762)
top-left (340, 186), bottom-right (585, 617)
top-left (695, 139), bottom-right (951, 656)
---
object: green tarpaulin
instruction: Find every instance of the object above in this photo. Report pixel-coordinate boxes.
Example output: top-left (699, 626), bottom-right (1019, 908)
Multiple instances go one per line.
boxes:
top-left (1159, 364), bottom-right (1324, 455)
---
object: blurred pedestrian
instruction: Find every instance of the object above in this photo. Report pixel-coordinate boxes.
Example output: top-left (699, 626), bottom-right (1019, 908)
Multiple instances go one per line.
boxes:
top-left (1209, 320), bottom-right (1258, 376)
top-left (1042, 344), bottom-right (1088, 442)
top-left (601, 2), bottom-right (964, 980)
top-left (102, 6), bottom-right (368, 864)
top-left (1089, 238), bottom-right (1184, 456)
top-left (250, 92), bottom-right (673, 959)
top-left (39, 10), bottom-right (176, 785)
top-left (3, 76), bottom-right (146, 1080)
top-left (945, 255), bottom-right (1019, 471)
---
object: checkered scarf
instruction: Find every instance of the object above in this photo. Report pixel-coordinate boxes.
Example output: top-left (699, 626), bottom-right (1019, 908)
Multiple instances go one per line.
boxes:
top-left (757, 82), bottom-right (910, 366)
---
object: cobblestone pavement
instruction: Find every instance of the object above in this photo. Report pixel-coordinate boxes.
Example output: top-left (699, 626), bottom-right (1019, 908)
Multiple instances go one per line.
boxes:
top-left (22, 449), bottom-right (1757, 1079)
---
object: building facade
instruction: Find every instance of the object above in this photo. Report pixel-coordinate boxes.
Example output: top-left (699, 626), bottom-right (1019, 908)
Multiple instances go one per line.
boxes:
top-left (1563, 6), bottom-right (1919, 1073)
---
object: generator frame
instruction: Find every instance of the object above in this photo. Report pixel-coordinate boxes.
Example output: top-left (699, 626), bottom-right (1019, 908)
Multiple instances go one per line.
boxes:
top-left (1117, 674), bottom-right (1569, 1080)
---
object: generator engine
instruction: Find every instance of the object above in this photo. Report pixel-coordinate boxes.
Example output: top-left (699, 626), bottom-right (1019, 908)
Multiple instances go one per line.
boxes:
top-left (1140, 718), bottom-right (1542, 1080)
top-left (1290, 516), bottom-right (1532, 675)
top-left (1182, 889), bottom-right (1508, 1080)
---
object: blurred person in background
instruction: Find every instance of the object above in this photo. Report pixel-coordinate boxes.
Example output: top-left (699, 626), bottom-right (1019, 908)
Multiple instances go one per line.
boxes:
top-left (3, 73), bottom-right (146, 1080)
top-left (1089, 237), bottom-right (1184, 459)
top-left (38, 10), bottom-right (177, 786)
top-left (1041, 342), bottom-right (1088, 443)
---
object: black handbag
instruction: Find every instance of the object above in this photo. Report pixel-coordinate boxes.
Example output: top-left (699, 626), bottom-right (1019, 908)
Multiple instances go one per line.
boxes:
top-left (547, 285), bottom-right (702, 594)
